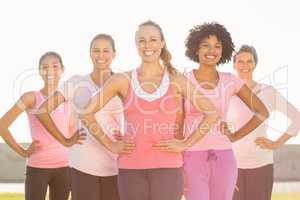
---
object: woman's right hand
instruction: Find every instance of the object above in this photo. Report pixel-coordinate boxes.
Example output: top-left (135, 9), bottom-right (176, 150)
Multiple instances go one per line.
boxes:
top-left (107, 138), bottom-right (135, 154)
top-left (22, 140), bottom-right (41, 158)
top-left (66, 128), bottom-right (87, 147)
top-left (220, 121), bottom-right (237, 142)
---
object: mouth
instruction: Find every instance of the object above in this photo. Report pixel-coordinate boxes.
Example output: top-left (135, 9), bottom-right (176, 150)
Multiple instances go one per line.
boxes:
top-left (241, 69), bottom-right (251, 73)
top-left (95, 59), bottom-right (106, 64)
top-left (144, 50), bottom-right (155, 56)
top-left (204, 54), bottom-right (218, 60)
top-left (47, 75), bottom-right (56, 80)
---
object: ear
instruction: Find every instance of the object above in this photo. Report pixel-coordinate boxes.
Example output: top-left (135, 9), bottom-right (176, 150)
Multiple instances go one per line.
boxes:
top-left (112, 51), bottom-right (116, 59)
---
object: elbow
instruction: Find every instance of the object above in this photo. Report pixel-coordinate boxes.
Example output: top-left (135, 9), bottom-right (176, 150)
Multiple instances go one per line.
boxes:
top-left (79, 113), bottom-right (90, 127)
top-left (258, 108), bottom-right (269, 121)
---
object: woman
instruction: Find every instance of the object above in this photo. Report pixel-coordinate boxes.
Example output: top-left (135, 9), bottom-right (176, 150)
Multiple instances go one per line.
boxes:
top-left (182, 23), bottom-right (270, 200)
top-left (79, 20), bottom-right (219, 200)
top-left (35, 34), bottom-right (123, 200)
top-left (0, 52), bottom-right (82, 200)
top-left (227, 44), bottom-right (300, 200)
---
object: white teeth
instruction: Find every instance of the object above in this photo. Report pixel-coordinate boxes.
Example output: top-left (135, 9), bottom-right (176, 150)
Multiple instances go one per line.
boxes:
top-left (206, 55), bottom-right (216, 59)
top-left (242, 69), bottom-right (250, 73)
top-left (47, 76), bottom-right (55, 79)
top-left (144, 51), bottom-right (154, 56)
top-left (96, 59), bottom-right (106, 64)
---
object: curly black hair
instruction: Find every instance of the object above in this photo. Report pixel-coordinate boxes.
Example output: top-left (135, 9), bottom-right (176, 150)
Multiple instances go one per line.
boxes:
top-left (185, 22), bottom-right (234, 65)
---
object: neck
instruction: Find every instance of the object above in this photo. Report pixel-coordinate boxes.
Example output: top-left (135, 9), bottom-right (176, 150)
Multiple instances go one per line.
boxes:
top-left (243, 78), bottom-right (257, 89)
top-left (41, 83), bottom-right (58, 97)
top-left (140, 61), bottom-right (164, 76)
top-left (90, 67), bottom-right (112, 86)
top-left (196, 64), bottom-right (218, 79)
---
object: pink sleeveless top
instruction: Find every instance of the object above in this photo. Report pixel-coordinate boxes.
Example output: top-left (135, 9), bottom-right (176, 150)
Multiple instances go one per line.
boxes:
top-left (118, 69), bottom-right (183, 169)
top-left (26, 91), bottom-right (71, 168)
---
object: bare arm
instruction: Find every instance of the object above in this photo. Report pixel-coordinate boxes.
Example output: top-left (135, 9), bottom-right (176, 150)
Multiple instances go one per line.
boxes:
top-left (178, 74), bottom-right (219, 148)
top-left (227, 85), bottom-right (269, 142)
top-left (79, 73), bottom-right (134, 154)
top-left (35, 91), bottom-right (71, 146)
top-left (35, 91), bottom-right (85, 147)
top-left (154, 74), bottom-right (219, 152)
top-left (0, 92), bottom-right (39, 157)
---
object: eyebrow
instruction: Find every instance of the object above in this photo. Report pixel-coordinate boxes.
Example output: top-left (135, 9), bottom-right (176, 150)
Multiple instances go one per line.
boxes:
top-left (92, 47), bottom-right (110, 50)
top-left (138, 36), bottom-right (160, 39)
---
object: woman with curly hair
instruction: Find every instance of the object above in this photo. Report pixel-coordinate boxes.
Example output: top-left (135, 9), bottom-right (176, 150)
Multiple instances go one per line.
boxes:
top-left (182, 22), bottom-right (269, 200)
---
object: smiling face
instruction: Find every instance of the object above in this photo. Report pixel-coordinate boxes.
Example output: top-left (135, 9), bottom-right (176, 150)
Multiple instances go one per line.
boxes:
top-left (197, 35), bottom-right (223, 67)
top-left (39, 55), bottom-right (63, 84)
top-left (135, 25), bottom-right (165, 64)
top-left (234, 52), bottom-right (256, 80)
top-left (90, 38), bottom-right (116, 70)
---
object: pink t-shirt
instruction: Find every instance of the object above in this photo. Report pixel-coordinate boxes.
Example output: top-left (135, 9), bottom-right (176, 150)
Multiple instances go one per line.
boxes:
top-left (27, 91), bottom-right (71, 168)
top-left (118, 69), bottom-right (182, 169)
top-left (184, 70), bottom-right (244, 151)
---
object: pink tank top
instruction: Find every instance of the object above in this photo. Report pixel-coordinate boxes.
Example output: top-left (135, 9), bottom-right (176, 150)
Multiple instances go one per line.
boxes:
top-left (26, 91), bottom-right (71, 168)
top-left (118, 69), bottom-right (183, 169)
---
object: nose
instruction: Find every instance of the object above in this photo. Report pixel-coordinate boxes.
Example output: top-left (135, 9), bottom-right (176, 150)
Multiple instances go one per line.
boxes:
top-left (208, 45), bottom-right (217, 53)
top-left (97, 51), bottom-right (104, 58)
top-left (144, 41), bottom-right (150, 48)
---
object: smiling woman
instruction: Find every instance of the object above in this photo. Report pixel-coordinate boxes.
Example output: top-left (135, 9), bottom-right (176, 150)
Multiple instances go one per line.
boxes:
top-left (182, 22), bottom-right (269, 200)
top-left (227, 44), bottom-right (300, 200)
top-left (0, 52), bottom-right (75, 200)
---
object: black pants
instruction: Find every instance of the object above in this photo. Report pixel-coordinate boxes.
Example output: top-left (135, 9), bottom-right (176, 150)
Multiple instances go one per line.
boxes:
top-left (70, 168), bottom-right (120, 200)
top-left (25, 166), bottom-right (70, 200)
top-left (233, 164), bottom-right (274, 200)
top-left (118, 168), bottom-right (184, 200)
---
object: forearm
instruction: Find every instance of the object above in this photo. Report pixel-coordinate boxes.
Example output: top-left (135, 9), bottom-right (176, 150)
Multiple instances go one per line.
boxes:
top-left (0, 128), bottom-right (26, 157)
top-left (276, 133), bottom-right (292, 146)
top-left (80, 113), bottom-right (113, 148)
top-left (184, 113), bottom-right (219, 148)
top-left (233, 115), bottom-right (266, 141)
top-left (36, 112), bottom-right (69, 146)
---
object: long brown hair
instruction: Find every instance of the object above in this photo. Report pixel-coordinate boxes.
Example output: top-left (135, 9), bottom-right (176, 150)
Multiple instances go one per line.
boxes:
top-left (138, 20), bottom-right (177, 74)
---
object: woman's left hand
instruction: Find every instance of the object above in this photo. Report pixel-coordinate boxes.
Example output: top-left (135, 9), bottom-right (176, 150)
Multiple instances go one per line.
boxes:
top-left (153, 138), bottom-right (188, 153)
top-left (255, 137), bottom-right (282, 150)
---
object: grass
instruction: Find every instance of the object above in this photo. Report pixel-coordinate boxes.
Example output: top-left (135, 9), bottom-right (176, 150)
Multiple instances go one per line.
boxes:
top-left (1, 193), bottom-right (300, 200)
top-left (271, 193), bottom-right (300, 200)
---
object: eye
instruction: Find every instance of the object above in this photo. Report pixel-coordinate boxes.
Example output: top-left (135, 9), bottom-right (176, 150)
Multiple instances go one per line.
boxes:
top-left (215, 45), bottom-right (222, 49)
top-left (138, 39), bottom-right (145, 43)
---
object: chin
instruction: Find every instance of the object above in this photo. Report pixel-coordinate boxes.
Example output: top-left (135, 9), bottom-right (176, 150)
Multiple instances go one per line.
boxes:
top-left (142, 57), bottom-right (157, 63)
top-left (95, 64), bottom-right (110, 70)
top-left (238, 73), bottom-right (250, 79)
top-left (203, 61), bottom-right (218, 67)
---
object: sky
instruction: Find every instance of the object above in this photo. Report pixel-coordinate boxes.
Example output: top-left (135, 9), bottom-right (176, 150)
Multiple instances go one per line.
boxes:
top-left (0, 0), bottom-right (300, 143)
